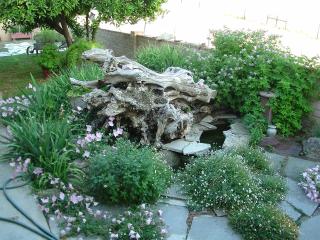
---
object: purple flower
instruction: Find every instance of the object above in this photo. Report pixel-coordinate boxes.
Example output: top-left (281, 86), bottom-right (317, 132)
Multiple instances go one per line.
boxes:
top-left (33, 167), bottom-right (43, 176)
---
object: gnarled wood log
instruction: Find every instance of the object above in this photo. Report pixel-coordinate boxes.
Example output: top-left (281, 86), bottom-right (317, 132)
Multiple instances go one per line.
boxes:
top-left (71, 48), bottom-right (217, 146)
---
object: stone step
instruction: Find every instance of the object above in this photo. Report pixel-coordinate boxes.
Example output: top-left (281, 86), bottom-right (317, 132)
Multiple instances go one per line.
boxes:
top-left (285, 178), bottom-right (319, 216)
top-left (187, 215), bottom-right (241, 240)
top-left (157, 203), bottom-right (189, 240)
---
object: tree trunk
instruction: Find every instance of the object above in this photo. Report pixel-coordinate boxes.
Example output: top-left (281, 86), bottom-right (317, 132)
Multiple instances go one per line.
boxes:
top-left (60, 15), bottom-right (73, 46)
top-left (85, 12), bottom-right (90, 40)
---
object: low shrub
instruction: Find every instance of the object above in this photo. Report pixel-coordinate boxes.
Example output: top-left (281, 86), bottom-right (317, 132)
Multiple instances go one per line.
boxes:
top-left (231, 147), bottom-right (273, 174)
top-left (66, 39), bottom-right (100, 67)
top-left (3, 114), bottom-right (77, 182)
top-left (109, 205), bottom-right (167, 240)
top-left (34, 29), bottom-right (64, 45)
top-left (39, 44), bottom-right (63, 71)
top-left (179, 148), bottom-right (286, 211)
top-left (229, 205), bottom-right (299, 240)
top-left (87, 139), bottom-right (172, 204)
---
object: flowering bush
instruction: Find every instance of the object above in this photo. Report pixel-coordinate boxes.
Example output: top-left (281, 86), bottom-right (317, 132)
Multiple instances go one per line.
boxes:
top-left (229, 205), bottom-right (298, 240)
top-left (0, 94), bottom-right (30, 118)
top-left (32, 168), bottom-right (167, 239)
top-left (299, 165), bottom-right (320, 203)
top-left (87, 139), bottom-right (172, 204)
top-left (109, 204), bottom-right (167, 240)
top-left (179, 149), bottom-right (286, 211)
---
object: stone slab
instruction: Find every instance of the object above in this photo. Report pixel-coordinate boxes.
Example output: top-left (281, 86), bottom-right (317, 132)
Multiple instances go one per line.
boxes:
top-left (198, 122), bottom-right (217, 130)
top-left (159, 198), bottom-right (187, 207)
top-left (157, 203), bottom-right (189, 240)
top-left (285, 178), bottom-right (319, 216)
top-left (265, 152), bottom-right (287, 173)
top-left (185, 125), bottom-right (203, 142)
top-left (279, 201), bottom-right (301, 221)
top-left (163, 139), bottom-right (191, 153)
top-left (200, 115), bottom-right (214, 123)
top-left (183, 142), bottom-right (211, 155)
top-left (299, 215), bottom-right (320, 240)
top-left (284, 156), bottom-right (317, 181)
top-left (187, 215), bottom-right (241, 240)
top-left (163, 184), bottom-right (187, 200)
top-left (0, 162), bottom-right (52, 240)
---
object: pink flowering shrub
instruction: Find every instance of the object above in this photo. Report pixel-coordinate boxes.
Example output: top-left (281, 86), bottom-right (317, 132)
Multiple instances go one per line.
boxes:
top-left (33, 168), bottom-right (166, 239)
top-left (0, 95), bottom-right (31, 118)
top-left (299, 165), bottom-right (320, 203)
top-left (109, 204), bottom-right (167, 240)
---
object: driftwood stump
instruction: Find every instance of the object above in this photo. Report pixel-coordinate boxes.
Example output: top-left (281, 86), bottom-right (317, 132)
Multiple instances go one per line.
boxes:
top-left (71, 48), bottom-right (217, 146)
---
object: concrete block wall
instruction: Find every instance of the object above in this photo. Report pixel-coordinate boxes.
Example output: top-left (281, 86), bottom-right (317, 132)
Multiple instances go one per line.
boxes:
top-left (95, 28), bottom-right (204, 59)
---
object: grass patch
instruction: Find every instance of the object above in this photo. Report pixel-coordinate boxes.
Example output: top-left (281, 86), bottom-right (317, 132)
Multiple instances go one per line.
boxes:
top-left (0, 54), bottom-right (45, 97)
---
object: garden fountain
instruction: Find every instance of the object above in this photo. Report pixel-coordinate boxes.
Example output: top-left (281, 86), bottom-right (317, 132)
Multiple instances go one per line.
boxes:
top-left (70, 48), bottom-right (247, 155)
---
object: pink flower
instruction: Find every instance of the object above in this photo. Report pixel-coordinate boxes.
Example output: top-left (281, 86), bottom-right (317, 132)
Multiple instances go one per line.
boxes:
top-left (33, 167), bottom-right (43, 176)
top-left (70, 194), bottom-right (83, 204)
top-left (82, 150), bottom-right (90, 158)
top-left (41, 197), bottom-right (49, 204)
top-left (146, 218), bottom-right (152, 225)
top-left (86, 125), bottom-right (92, 133)
top-left (108, 121), bottom-right (114, 127)
top-left (59, 192), bottom-right (65, 201)
top-left (52, 195), bottom-right (57, 203)
top-left (95, 132), bottom-right (103, 141)
top-left (113, 128), bottom-right (123, 137)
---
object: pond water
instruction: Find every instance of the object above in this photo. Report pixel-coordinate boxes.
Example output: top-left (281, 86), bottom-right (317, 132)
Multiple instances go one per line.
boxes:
top-left (200, 122), bottom-right (230, 149)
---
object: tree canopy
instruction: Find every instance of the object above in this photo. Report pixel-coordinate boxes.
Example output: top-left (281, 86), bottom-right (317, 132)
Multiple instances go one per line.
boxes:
top-left (0, 0), bottom-right (166, 46)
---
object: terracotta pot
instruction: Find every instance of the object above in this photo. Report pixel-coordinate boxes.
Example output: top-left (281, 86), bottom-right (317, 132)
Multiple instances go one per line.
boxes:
top-left (42, 68), bottom-right (51, 79)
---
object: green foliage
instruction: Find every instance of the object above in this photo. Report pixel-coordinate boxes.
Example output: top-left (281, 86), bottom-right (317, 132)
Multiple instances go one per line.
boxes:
top-left (65, 40), bottom-right (100, 67)
top-left (26, 75), bottom-right (71, 119)
top-left (136, 44), bottom-right (188, 73)
top-left (231, 147), bottom-right (273, 174)
top-left (3, 114), bottom-right (77, 181)
top-left (34, 29), bottom-right (64, 44)
top-left (109, 205), bottom-right (166, 240)
top-left (68, 62), bottom-right (104, 81)
top-left (229, 205), bottom-right (299, 240)
top-left (179, 148), bottom-right (286, 211)
top-left (87, 139), bottom-right (172, 204)
top-left (39, 44), bottom-right (63, 71)
top-left (136, 30), bottom-right (320, 142)
top-left (0, 0), bottom-right (166, 43)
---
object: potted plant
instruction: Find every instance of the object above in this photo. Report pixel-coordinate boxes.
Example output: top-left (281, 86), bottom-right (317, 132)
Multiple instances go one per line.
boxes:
top-left (38, 44), bottom-right (62, 78)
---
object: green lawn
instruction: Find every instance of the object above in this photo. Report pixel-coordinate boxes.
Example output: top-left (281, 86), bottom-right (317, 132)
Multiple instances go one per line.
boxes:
top-left (0, 54), bottom-right (45, 98)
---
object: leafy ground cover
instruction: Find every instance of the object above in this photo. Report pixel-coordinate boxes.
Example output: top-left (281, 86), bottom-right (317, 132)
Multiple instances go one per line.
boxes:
top-left (0, 54), bottom-right (45, 98)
